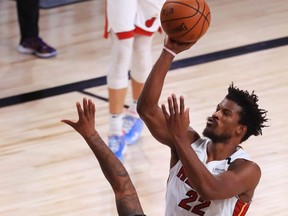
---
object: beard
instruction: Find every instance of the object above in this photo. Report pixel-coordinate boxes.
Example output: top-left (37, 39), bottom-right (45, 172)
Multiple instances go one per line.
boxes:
top-left (202, 127), bottom-right (232, 143)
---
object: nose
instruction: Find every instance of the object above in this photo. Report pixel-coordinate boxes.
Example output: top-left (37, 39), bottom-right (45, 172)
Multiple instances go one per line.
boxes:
top-left (212, 110), bottom-right (222, 119)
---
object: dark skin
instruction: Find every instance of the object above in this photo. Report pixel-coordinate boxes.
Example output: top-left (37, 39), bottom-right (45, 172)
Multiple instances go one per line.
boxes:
top-left (61, 98), bottom-right (144, 216)
top-left (137, 37), bottom-right (261, 203)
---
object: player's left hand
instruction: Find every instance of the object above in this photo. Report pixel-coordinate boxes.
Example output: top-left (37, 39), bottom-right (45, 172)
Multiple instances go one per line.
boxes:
top-left (161, 94), bottom-right (191, 144)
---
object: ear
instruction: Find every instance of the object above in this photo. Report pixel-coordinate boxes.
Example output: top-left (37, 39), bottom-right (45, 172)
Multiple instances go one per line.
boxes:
top-left (236, 124), bottom-right (247, 137)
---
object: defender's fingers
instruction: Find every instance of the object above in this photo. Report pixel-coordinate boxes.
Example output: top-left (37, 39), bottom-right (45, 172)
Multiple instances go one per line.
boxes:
top-left (172, 94), bottom-right (179, 114)
top-left (76, 101), bottom-right (84, 118)
top-left (180, 96), bottom-right (185, 115)
top-left (61, 119), bottom-right (75, 128)
top-left (83, 98), bottom-right (88, 114)
top-left (91, 100), bottom-right (96, 118)
top-left (87, 99), bottom-right (93, 114)
top-left (185, 108), bottom-right (190, 119)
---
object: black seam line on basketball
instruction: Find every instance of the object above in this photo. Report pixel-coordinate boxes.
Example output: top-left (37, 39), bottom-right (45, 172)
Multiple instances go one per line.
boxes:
top-left (202, 3), bottom-right (211, 24)
top-left (161, 10), bottom-right (209, 24)
top-left (161, 2), bottom-right (211, 25)
top-left (197, 1), bottom-right (210, 33)
top-left (163, 1), bottom-right (208, 18)
top-left (164, 1), bottom-right (200, 13)
top-left (0, 36), bottom-right (287, 108)
top-left (204, 12), bottom-right (211, 23)
top-left (161, 14), bottom-right (200, 23)
top-left (79, 90), bottom-right (129, 109)
top-left (195, 1), bottom-right (206, 39)
top-left (174, 5), bottom-right (205, 40)
top-left (197, 3), bottom-right (209, 38)
top-left (162, 2), bottom-right (211, 25)
top-left (173, 11), bottom-right (211, 40)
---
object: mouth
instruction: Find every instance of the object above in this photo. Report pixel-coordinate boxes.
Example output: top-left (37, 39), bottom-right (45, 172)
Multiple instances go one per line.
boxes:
top-left (207, 117), bottom-right (217, 126)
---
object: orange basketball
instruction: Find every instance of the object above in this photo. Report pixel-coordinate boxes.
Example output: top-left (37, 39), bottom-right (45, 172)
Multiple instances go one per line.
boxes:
top-left (160, 0), bottom-right (211, 43)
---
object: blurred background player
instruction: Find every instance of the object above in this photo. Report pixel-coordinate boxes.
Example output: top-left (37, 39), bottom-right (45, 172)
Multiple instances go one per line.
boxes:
top-left (104, 0), bottom-right (165, 160)
top-left (16, 0), bottom-right (57, 58)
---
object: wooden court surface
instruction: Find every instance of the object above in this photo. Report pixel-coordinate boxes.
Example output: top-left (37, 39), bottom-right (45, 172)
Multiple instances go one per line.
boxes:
top-left (0, 0), bottom-right (288, 215)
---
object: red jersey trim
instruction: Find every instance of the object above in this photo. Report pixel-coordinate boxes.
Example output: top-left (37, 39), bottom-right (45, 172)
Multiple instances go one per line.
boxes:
top-left (233, 199), bottom-right (250, 216)
top-left (104, 28), bottom-right (153, 40)
top-left (104, 24), bottom-right (161, 40)
top-left (116, 31), bottom-right (135, 39)
top-left (134, 26), bottom-right (154, 36)
top-left (103, 0), bottom-right (108, 38)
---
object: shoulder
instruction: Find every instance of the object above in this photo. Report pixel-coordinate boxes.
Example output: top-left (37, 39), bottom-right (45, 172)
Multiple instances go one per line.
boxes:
top-left (230, 159), bottom-right (261, 174)
top-left (229, 159), bottom-right (261, 187)
top-left (229, 159), bottom-right (261, 201)
top-left (229, 147), bottom-right (261, 178)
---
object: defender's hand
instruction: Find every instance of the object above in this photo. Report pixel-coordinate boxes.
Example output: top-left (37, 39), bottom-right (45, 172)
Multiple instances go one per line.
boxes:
top-left (61, 98), bottom-right (96, 139)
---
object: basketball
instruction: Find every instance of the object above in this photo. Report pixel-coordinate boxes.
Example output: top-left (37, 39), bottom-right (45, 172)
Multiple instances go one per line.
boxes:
top-left (160, 0), bottom-right (211, 43)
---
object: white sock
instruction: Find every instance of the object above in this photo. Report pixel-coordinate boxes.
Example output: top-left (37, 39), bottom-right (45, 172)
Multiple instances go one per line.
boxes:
top-left (109, 114), bottom-right (123, 136)
top-left (127, 100), bottom-right (139, 117)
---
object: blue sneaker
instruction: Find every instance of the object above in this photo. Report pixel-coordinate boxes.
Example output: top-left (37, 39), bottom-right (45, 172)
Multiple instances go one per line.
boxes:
top-left (108, 134), bottom-right (126, 160)
top-left (123, 114), bottom-right (144, 145)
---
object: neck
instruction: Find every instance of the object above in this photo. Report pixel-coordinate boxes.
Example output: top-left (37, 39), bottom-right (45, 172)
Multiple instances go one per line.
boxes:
top-left (206, 140), bottom-right (239, 163)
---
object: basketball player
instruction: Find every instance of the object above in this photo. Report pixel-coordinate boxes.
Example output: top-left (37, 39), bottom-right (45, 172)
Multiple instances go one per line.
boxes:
top-left (137, 37), bottom-right (268, 215)
top-left (62, 38), bottom-right (268, 216)
top-left (61, 98), bottom-right (146, 216)
top-left (104, 0), bottom-right (165, 160)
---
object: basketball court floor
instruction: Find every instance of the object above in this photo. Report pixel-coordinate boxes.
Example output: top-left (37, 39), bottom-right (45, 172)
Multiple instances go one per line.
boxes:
top-left (0, 0), bottom-right (288, 215)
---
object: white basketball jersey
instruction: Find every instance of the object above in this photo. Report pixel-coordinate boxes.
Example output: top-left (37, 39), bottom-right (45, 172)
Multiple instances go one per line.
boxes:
top-left (165, 137), bottom-right (252, 216)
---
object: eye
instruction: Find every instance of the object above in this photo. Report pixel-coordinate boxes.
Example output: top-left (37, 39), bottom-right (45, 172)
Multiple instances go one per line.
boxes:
top-left (223, 109), bottom-right (232, 116)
